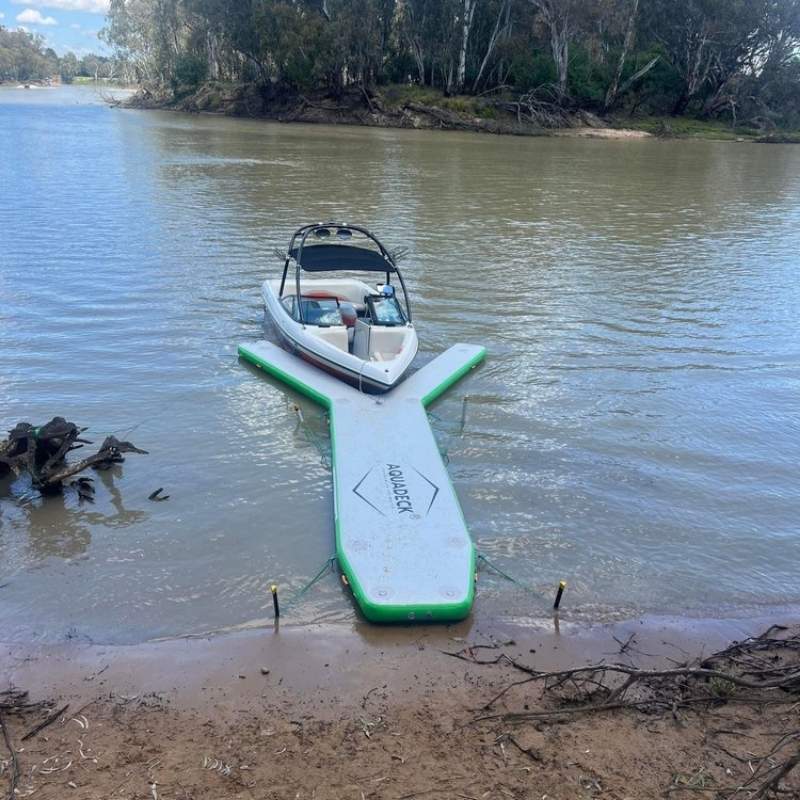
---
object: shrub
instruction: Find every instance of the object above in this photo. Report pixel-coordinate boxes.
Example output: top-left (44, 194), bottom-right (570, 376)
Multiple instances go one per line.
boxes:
top-left (174, 53), bottom-right (207, 88)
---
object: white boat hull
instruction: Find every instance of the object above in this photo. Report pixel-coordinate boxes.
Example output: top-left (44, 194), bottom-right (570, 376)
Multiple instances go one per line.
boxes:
top-left (262, 279), bottom-right (418, 393)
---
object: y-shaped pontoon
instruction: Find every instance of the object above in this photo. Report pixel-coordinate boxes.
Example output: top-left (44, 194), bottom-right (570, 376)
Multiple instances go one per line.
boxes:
top-left (238, 340), bottom-right (486, 622)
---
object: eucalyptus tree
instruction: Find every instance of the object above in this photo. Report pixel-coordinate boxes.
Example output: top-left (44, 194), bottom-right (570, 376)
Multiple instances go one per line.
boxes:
top-left (602, 0), bottom-right (659, 110)
top-left (94, 0), bottom-right (800, 124)
top-left (527, 0), bottom-right (577, 99)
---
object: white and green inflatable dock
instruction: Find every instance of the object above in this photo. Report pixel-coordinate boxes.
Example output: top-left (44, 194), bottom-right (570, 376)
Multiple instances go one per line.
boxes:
top-left (238, 340), bottom-right (486, 623)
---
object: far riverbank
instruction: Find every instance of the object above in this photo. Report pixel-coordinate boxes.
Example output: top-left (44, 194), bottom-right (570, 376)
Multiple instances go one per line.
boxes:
top-left (122, 81), bottom-right (800, 143)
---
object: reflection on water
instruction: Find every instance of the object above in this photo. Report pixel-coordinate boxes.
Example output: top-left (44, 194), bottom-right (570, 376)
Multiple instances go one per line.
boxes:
top-left (1, 85), bottom-right (799, 643)
top-left (2, 465), bottom-right (146, 560)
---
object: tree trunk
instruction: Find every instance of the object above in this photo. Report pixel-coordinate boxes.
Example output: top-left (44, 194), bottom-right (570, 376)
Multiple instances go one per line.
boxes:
top-left (530, 0), bottom-right (570, 100)
top-left (673, 32), bottom-right (710, 115)
top-left (604, 0), bottom-right (639, 111)
top-left (473, 0), bottom-right (511, 92)
top-left (552, 25), bottom-right (569, 98)
top-left (411, 37), bottom-right (425, 84)
top-left (614, 55), bottom-right (659, 104)
top-left (672, 90), bottom-right (690, 116)
top-left (456, 0), bottom-right (478, 93)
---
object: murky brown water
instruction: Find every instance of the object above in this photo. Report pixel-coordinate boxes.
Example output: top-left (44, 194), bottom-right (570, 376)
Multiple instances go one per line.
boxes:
top-left (1, 85), bottom-right (799, 644)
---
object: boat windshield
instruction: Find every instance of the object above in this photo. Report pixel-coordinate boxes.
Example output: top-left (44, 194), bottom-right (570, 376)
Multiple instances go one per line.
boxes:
top-left (299, 297), bottom-right (342, 326)
top-left (368, 295), bottom-right (406, 326)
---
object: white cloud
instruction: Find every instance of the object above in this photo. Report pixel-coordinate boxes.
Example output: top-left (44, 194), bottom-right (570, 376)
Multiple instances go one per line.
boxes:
top-left (16, 9), bottom-right (58, 25)
top-left (0, 12), bottom-right (5, 19)
top-left (12, 0), bottom-right (110, 13)
top-left (70, 22), bottom-right (81, 28)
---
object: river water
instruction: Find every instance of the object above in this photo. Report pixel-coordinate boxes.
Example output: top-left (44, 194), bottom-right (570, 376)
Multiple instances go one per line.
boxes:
top-left (1, 85), bottom-right (799, 644)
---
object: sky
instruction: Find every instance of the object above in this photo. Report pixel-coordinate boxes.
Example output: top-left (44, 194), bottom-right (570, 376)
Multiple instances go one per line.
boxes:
top-left (0, 0), bottom-right (110, 56)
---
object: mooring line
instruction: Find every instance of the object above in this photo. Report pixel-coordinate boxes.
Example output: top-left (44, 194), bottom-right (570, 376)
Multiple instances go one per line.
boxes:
top-left (277, 554), bottom-right (338, 614)
top-left (476, 553), bottom-right (546, 600)
top-left (291, 404), bottom-right (331, 470)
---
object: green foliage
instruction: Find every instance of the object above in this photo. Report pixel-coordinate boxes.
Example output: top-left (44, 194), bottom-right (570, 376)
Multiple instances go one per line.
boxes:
top-left (474, 102), bottom-right (497, 119)
top-left (174, 52), bottom-right (208, 87)
top-left (709, 676), bottom-right (737, 700)
top-left (93, 0), bottom-right (800, 129)
top-left (0, 25), bottom-right (113, 84)
top-left (380, 84), bottom-right (445, 107)
top-left (505, 48), bottom-right (556, 94)
top-left (619, 115), bottom-right (763, 141)
top-left (0, 27), bottom-right (57, 82)
top-left (60, 52), bottom-right (79, 84)
top-left (566, 45), bottom-right (607, 107)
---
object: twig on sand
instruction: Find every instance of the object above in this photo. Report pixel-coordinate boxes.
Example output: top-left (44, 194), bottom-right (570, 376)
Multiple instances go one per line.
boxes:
top-left (458, 626), bottom-right (800, 798)
top-left (744, 749), bottom-right (800, 799)
top-left (717, 730), bottom-right (800, 799)
top-left (21, 703), bottom-right (70, 741)
top-left (0, 710), bottom-right (19, 800)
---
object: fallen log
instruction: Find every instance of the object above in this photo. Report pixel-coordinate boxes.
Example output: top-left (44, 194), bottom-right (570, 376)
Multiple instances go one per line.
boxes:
top-left (0, 417), bottom-right (147, 499)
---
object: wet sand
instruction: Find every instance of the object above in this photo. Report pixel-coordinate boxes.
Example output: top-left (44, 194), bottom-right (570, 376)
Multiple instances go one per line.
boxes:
top-left (3, 612), bottom-right (799, 799)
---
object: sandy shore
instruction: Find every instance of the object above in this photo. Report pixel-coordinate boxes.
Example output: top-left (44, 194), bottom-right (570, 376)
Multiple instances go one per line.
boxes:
top-left (3, 612), bottom-right (799, 799)
top-left (554, 127), bottom-right (652, 139)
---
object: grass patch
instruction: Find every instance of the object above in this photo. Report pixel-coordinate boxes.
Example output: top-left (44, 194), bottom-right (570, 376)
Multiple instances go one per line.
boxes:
top-left (379, 84), bottom-right (445, 108)
top-left (755, 132), bottom-right (800, 144)
top-left (379, 83), bottom-right (492, 118)
top-left (614, 115), bottom-right (765, 141)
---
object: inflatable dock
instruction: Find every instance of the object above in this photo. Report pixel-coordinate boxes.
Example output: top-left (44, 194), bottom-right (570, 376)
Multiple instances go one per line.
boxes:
top-left (238, 340), bottom-right (486, 622)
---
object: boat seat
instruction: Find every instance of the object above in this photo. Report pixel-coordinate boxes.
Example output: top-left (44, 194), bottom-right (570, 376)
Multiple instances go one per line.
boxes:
top-left (303, 290), bottom-right (340, 300)
top-left (340, 303), bottom-right (357, 350)
top-left (367, 326), bottom-right (404, 360)
top-left (310, 326), bottom-right (349, 353)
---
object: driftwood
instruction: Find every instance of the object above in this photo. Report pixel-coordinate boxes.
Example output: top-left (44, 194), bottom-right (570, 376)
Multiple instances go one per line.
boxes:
top-left (0, 711), bottom-right (17, 800)
top-left (0, 690), bottom-right (53, 800)
top-left (0, 417), bottom-right (147, 500)
top-left (490, 89), bottom-right (573, 128)
top-left (450, 626), bottom-right (800, 799)
top-left (404, 101), bottom-right (479, 130)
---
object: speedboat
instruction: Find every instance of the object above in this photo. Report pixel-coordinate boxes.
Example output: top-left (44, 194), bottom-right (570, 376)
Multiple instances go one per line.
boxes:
top-left (263, 222), bottom-right (418, 393)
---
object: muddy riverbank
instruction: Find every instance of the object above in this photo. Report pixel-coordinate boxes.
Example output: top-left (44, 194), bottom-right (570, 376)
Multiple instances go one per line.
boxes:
top-left (123, 81), bottom-right (651, 140)
top-left (122, 81), bottom-right (800, 142)
top-left (3, 614), bottom-right (799, 799)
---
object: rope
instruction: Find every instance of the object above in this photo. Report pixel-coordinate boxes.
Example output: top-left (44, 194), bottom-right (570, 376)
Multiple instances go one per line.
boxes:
top-left (476, 553), bottom-right (546, 600)
top-left (426, 412), bottom-right (451, 463)
top-left (279, 555), bottom-right (338, 613)
top-left (99, 384), bottom-right (218, 440)
top-left (292, 404), bottom-right (331, 470)
top-left (357, 358), bottom-right (368, 395)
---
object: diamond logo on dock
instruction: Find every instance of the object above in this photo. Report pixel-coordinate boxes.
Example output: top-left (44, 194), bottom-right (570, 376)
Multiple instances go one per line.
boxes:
top-left (352, 463), bottom-right (439, 519)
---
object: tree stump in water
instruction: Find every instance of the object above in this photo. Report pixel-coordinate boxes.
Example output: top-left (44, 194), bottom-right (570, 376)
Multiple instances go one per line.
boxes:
top-left (0, 417), bottom-right (147, 500)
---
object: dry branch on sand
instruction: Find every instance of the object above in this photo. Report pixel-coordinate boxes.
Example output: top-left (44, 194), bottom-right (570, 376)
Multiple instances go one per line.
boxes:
top-left (0, 690), bottom-right (54, 800)
top-left (448, 625), bottom-right (800, 799)
top-left (0, 417), bottom-right (146, 501)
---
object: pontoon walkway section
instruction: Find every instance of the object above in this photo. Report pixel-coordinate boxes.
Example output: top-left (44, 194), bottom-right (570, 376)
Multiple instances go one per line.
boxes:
top-left (238, 340), bottom-right (486, 623)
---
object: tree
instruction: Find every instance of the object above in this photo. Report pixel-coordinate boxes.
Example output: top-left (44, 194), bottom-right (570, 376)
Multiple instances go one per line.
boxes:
top-left (60, 52), bottom-right (79, 83)
top-left (93, 0), bottom-right (800, 126)
top-left (603, 0), bottom-right (659, 111)
top-left (472, 0), bottom-right (512, 91)
top-left (528, 0), bottom-right (575, 99)
top-left (456, 0), bottom-right (479, 91)
top-left (642, 0), bottom-right (729, 115)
